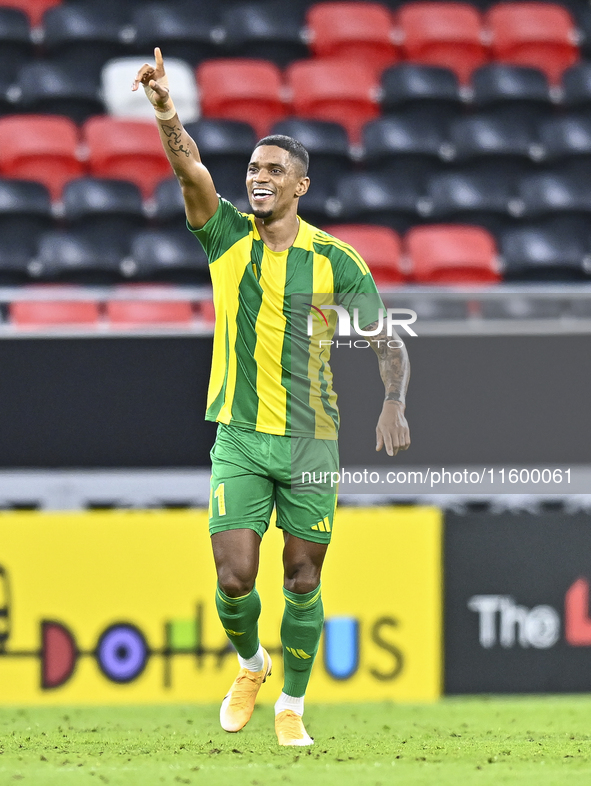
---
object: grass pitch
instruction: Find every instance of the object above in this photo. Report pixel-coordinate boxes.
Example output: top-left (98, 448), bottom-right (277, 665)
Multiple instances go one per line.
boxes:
top-left (1, 697), bottom-right (590, 786)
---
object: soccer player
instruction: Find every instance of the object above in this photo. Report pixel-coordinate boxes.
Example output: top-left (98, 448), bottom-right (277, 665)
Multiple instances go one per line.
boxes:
top-left (133, 49), bottom-right (410, 746)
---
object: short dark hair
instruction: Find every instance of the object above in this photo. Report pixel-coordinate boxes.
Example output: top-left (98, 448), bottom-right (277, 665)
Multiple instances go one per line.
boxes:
top-left (254, 134), bottom-right (309, 176)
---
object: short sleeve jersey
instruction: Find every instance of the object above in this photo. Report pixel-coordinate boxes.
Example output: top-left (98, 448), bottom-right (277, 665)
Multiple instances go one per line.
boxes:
top-left (190, 198), bottom-right (384, 440)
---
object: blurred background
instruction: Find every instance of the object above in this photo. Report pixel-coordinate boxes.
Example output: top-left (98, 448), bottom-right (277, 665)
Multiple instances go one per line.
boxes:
top-left (0, 0), bottom-right (590, 704)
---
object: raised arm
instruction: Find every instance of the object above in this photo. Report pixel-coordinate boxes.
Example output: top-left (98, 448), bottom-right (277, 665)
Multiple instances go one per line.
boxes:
top-left (132, 47), bottom-right (219, 229)
top-left (365, 322), bottom-right (411, 456)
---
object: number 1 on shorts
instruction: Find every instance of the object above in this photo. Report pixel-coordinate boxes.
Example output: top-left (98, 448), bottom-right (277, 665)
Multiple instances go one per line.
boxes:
top-left (214, 482), bottom-right (226, 516)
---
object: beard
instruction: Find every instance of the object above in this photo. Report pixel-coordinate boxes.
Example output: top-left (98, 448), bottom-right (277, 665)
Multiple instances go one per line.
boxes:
top-left (251, 207), bottom-right (274, 219)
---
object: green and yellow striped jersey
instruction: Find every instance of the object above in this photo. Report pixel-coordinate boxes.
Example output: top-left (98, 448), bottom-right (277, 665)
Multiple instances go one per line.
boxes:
top-left (190, 198), bottom-right (383, 440)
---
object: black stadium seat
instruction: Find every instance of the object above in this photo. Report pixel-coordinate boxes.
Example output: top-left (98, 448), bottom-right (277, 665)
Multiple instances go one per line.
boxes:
top-left (335, 172), bottom-right (421, 232)
top-left (516, 171), bottom-right (591, 219)
top-left (381, 64), bottom-right (462, 116)
top-left (449, 113), bottom-right (542, 167)
top-left (153, 178), bottom-right (186, 227)
top-left (499, 220), bottom-right (591, 281)
top-left (362, 114), bottom-right (449, 180)
top-left (15, 62), bottom-right (104, 124)
top-left (539, 115), bottom-right (591, 162)
top-left (43, 4), bottom-right (130, 83)
top-left (0, 179), bottom-right (52, 283)
top-left (31, 229), bottom-right (129, 283)
top-left (132, 3), bottom-right (223, 67)
top-left (222, 1), bottom-right (308, 68)
top-left (471, 64), bottom-right (552, 119)
top-left (62, 178), bottom-right (145, 237)
top-left (0, 8), bottom-right (33, 88)
top-left (562, 63), bottom-right (591, 110)
top-left (127, 228), bottom-right (209, 284)
top-left (422, 170), bottom-right (519, 233)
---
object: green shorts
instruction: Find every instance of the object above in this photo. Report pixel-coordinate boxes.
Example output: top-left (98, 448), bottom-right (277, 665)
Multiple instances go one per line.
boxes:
top-left (208, 423), bottom-right (339, 544)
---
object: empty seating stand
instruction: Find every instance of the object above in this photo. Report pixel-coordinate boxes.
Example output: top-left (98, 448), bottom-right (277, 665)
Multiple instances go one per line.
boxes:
top-left (398, 3), bottom-right (487, 84)
top-left (486, 3), bottom-right (579, 85)
top-left (405, 224), bottom-right (500, 284)
top-left (106, 299), bottom-right (194, 327)
top-left (0, 115), bottom-right (83, 200)
top-left (307, 2), bottom-right (398, 74)
top-left (10, 300), bottom-right (101, 328)
top-left (323, 223), bottom-right (404, 286)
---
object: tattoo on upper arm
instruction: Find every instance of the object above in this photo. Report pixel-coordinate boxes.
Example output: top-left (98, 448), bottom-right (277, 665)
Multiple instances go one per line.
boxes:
top-left (161, 124), bottom-right (191, 158)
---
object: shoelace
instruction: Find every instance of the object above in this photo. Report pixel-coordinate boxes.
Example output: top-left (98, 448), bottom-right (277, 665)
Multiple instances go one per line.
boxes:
top-left (278, 711), bottom-right (304, 740)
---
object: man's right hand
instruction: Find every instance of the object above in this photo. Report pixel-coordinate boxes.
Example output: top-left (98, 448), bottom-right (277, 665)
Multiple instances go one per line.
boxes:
top-left (132, 47), bottom-right (171, 111)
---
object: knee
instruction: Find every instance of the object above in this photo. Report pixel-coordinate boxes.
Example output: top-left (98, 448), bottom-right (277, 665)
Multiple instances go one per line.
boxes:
top-left (217, 567), bottom-right (255, 598)
top-left (283, 560), bottom-right (321, 595)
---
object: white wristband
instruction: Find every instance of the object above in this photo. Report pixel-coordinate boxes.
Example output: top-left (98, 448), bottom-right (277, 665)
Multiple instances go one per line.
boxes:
top-left (155, 103), bottom-right (176, 121)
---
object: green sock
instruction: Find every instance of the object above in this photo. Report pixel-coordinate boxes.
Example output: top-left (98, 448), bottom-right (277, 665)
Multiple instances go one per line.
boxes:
top-left (215, 584), bottom-right (261, 659)
top-left (281, 584), bottom-right (324, 698)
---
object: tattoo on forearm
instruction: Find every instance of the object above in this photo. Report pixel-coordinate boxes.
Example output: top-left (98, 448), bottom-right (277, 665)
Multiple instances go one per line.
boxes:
top-left (161, 124), bottom-right (191, 158)
top-left (364, 321), bottom-right (410, 404)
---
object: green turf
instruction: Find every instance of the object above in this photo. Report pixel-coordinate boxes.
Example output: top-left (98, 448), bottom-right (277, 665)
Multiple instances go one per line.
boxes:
top-left (1, 697), bottom-right (590, 786)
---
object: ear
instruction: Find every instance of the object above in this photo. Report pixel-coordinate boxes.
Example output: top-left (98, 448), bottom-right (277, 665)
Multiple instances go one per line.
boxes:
top-left (295, 176), bottom-right (310, 198)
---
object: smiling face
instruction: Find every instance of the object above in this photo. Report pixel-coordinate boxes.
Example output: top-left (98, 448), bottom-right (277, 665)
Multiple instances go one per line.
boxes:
top-left (246, 145), bottom-right (310, 220)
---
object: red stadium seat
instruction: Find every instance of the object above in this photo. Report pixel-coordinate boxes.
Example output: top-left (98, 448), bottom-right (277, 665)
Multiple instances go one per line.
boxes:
top-left (199, 299), bottom-right (216, 324)
top-left (196, 59), bottom-right (286, 139)
top-left (10, 300), bottom-right (101, 327)
top-left (83, 117), bottom-right (170, 199)
top-left (106, 300), bottom-right (194, 326)
top-left (286, 60), bottom-right (379, 144)
top-left (0, 0), bottom-right (60, 27)
top-left (398, 3), bottom-right (488, 85)
top-left (307, 2), bottom-right (399, 75)
top-left (323, 224), bottom-right (404, 286)
top-left (486, 3), bottom-right (579, 85)
top-left (405, 225), bottom-right (500, 284)
top-left (0, 115), bottom-right (83, 200)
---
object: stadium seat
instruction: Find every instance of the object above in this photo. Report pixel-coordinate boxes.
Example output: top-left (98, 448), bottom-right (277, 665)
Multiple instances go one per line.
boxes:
top-left (0, 8), bottom-right (33, 87)
top-left (470, 64), bottom-right (552, 120)
top-left (15, 62), bottom-right (104, 123)
top-left (127, 228), bottom-right (210, 283)
top-left (539, 115), bottom-right (591, 163)
top-left (4, 0), bottom-right (60, 27)
top-left (42, 4), bottom-right (129, 83)
top-left (577, 5), bottom-right (591, 60)
top-left (106, 299), bottom-right (194, 327)
top-left (422, 170), bottom-right (519, 233)
top-left (223, 1), bottom-right (308, 68)
top-left (380, 64), bottom-right (462, 117)
top-left (449, 113), bottom-right (541, 165)
top-left (499, 220), bottom-right (590, 280)
top-left (196, 59), bottom-right (285, 139)
top-left (362, 114), bottom-right (449, 179)
top-left (322, 224), bottom-right (404, 285)
top-left (132, 3), bottom-right (222, 67)
top-left (0, 180), bottom-right (51, 282)
top-left (83, 117), bottom-right (170, 198)
top-left (397, 3), bottom-right (488, 85)
top-left (562, 63), bottom-right (591, 109)
top-left (62, 178), bottom-right (145, 237)
top-left (10, 299), bottom-right (101, 328)
top-left (306, 2), bottom-right (398, 74)
top-left (185, 118), bottom-right (256, 212)
top-left (271, 118), bottom-right (351, 187)
top-left (198, 298), bottom-right (216, 325)
top-left (516, 170), bottom-right (591, 218)
top-left (485, 3), bottom-right (579, 85)
top-left (30, 229), bottom-right (129, 283)
top-left (153, 177), bottom-right (188, 227)
top-left (335, 172), bottom-right (421, 232)
top-left (0, 115), bottom-right (83, 200)
top-left (286, 59), bottom-right (379, 144)
top-left (405, 225), bottom-right (499, 284)
top-left (102, 58), bottom-right (199, 123)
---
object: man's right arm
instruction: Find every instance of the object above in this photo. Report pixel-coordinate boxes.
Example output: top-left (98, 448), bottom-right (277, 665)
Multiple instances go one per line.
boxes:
top-left (132, 48), bottom-right (219, 229)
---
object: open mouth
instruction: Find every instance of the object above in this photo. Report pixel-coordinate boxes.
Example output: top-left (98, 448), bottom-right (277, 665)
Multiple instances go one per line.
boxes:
top-left (252, 188), bottom-right (274, 203)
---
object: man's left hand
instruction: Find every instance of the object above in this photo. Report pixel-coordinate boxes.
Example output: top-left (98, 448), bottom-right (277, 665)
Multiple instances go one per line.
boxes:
top-left (376, 400), bottom-right (410, 456)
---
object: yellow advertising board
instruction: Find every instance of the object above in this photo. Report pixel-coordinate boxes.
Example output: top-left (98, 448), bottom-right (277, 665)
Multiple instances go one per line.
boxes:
top-left (0, 507), bottom-right (441, 705)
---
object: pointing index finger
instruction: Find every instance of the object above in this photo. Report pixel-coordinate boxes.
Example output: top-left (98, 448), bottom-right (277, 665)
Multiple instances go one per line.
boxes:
top-left (154, 47), bottom-right (164, 69)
